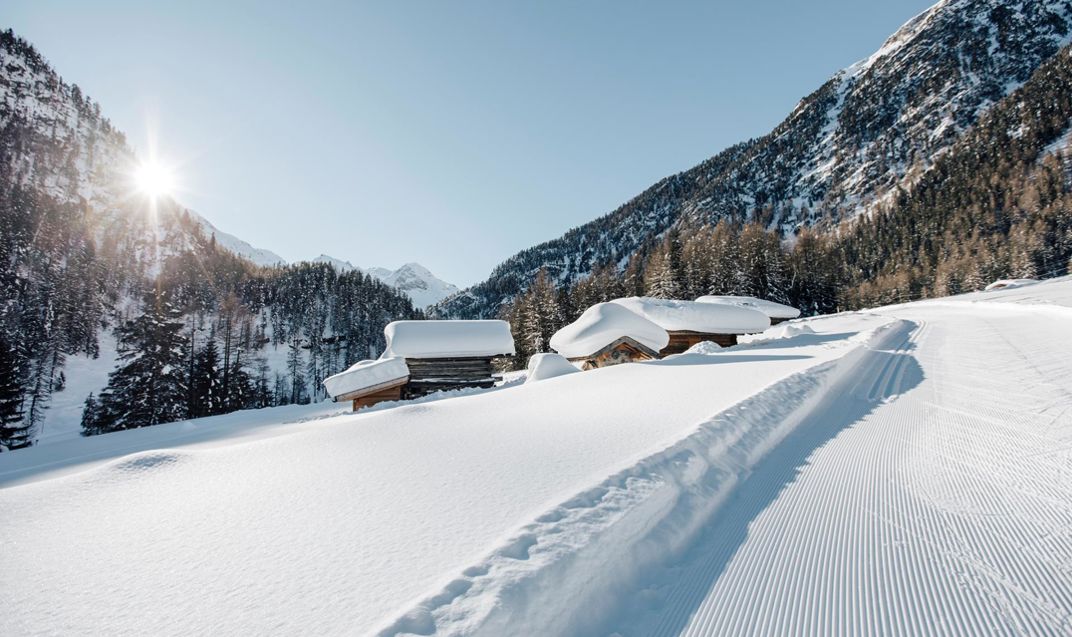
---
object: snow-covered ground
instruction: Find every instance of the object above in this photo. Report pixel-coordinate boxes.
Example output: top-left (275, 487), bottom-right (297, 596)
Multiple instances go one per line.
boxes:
top-left (2, 278), bottom-right (1071, 636)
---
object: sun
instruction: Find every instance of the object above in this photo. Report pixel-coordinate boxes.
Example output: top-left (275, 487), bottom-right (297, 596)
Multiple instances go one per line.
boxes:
top-left (133, 161), bottom-right (175, 200)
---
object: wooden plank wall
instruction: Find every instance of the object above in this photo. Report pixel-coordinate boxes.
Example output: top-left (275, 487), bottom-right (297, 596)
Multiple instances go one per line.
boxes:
top-left (660, 331), bottom-right (739, 356)
top-left (404, 356), bottom-right (500, 399)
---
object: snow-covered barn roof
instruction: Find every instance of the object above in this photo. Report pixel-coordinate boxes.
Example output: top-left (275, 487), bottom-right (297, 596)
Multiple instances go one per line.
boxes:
top-left (611, 297), bottom-right (770, 334)
top-left (381, 320), bottom-right (516, 359)
top-left (550, 302), bottom-right (669, 358)
top-left (322, 357), bottom-right (409, 400)
top-left (694, 295), bottom-right (801, 320)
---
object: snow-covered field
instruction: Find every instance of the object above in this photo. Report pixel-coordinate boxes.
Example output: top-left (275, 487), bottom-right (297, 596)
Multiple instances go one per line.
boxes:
top-left (2, 278), bottom-right (1071, 636)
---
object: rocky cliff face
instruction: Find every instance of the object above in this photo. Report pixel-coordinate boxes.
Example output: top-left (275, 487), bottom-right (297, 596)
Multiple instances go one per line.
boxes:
top-left (436, 0), bottom-right (1072, 318)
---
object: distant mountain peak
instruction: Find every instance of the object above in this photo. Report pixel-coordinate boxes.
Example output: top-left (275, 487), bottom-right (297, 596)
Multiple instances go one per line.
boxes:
top-left (311, 256), bottom-right (459, 309)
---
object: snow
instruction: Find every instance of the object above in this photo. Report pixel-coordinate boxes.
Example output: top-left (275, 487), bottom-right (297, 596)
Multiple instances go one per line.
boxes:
top-left (189, 210), bottom-right (286, 267)
top-left (612, 296), bottom-right (771, 334)
top-left (369, 263), bottom-right (460, 309)
top-left (695, 294), bottom-right (802, 320)
top-left (3, 278), bottom-right (1072, 636)
top-left (381, 320), bottom-right (515, 359)
top-left (524, 353), bottom-right (580, 383)
top-left (983, 278), bottom-right (1039, 291)
top-left (549, 302), bottom-right (669, 358)
top-left (683, 340), bottom-right (723, 355)
top-left (322, 357), bottom-right (409, 399)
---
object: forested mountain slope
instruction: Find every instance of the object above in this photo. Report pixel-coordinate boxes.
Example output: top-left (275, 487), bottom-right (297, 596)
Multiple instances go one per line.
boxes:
top-left (436, 0), bottom-right (1072, 318)
top-left (0, 30), bottom-right (420, 448)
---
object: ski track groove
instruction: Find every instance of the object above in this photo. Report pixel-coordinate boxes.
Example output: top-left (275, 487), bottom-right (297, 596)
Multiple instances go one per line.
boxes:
top-left (594, 306), bottom-right (1072, 636)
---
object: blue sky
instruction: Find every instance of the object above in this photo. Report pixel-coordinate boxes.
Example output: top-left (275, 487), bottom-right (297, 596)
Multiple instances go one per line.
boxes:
top-left (7, 0), bottom-right (935, 286)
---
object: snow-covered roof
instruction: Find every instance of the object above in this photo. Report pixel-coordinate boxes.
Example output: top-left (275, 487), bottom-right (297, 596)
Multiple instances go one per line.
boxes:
top-left (322, 357), bottom-right (409, 400)
top-left (525, 353), bottom-right (580, 383)
top-left (984, 279), bottom-right (1039, 291)
top-left (611, 297), bottom-right (771, 334)
top-left (550, 302), bottom-right (669, 358)
top-left (382, 320), bottom-right (515, 359)
top-left (695, 295), bottom-right (801, 320)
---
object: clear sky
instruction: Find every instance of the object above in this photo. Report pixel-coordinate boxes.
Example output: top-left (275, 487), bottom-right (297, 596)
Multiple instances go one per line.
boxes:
top-left (6, 0), bottom-right (936, 286)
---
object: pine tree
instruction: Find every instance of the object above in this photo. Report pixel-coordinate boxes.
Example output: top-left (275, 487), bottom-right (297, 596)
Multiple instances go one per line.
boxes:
top-left (88, 289), bottom-right (190, 433)
top-left (190, 333), bottom-right (224, 418)
top-left (0, 334), bottom-right (30, 449)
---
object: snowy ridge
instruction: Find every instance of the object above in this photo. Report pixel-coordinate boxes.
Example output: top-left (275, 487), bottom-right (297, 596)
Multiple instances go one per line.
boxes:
top-left (376, 319), bottom-right (907, 636)
top-left (188, 210), bottom-right (286, 266)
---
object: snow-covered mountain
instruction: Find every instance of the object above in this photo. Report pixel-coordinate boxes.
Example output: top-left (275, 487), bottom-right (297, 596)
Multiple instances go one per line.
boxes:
top-left (311, 257), bottom-right (459, 308)
top-left (311, 254), bottom-right (358, 271)
top-left (365, 262), bottom-right (459, 309)
top-left (190, 211), bottom-right (286, 266)
top-left (436, 0), bottom-right (1072, 318)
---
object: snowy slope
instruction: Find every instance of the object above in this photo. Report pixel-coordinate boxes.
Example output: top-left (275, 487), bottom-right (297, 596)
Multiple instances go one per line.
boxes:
top-left (2, 279), bottom-right (1071, 635)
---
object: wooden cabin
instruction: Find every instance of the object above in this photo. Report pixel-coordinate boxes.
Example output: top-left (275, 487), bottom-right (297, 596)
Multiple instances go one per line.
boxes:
top-left (550, 302), bottom-right (669, 370)
top-left (611, 297), bottom-right (771, 357)
top-left (322, 356), bottom-right (411, 411)
top-left (382, 319), bottom-right (514, 401)
top-left (322, 320), bottom-right (516, 411)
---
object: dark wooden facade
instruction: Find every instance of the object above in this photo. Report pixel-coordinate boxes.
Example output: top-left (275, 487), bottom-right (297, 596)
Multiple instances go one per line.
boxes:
top-left (660, 330), bottom-right (738, 356)
top-left (769, 317), bottom-right (790, 326)
top-left (402, 356), bottom-right (504, 399)
top-left (568, 337), bottom-right (661, 370)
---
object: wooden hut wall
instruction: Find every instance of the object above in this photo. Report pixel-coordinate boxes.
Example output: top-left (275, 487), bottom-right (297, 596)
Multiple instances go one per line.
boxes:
top-left (403, 356), bottom-right (500, 398)
top-left (353, 384), bottom-right (405, 411)
top-left (661, 331), bottom-right (738, 356)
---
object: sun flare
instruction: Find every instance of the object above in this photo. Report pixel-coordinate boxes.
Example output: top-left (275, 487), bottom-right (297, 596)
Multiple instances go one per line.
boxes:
top-left (133, 161), bottom-right (174, 199)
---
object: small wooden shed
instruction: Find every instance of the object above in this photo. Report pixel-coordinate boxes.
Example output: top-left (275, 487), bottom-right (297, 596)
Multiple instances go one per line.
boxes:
top-left (323, 320), bottom-right (516, 411)
top-left (550, 302), bottom-right (669, 370)
top-left (322, 357), bottom-right (410, 411)
top-left (382, 320), bottom-right (516, 400)
top-left (610, 297), bottom-right (771, 356)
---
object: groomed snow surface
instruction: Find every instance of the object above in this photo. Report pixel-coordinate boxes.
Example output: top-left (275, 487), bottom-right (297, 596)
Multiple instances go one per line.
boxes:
top-left (3, 278), bottom-right (1072, 636)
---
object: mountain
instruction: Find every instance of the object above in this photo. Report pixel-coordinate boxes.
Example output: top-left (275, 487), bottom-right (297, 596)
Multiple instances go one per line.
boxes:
top-left (436, 0), bottom-right (1072, 318)
top-left (311, 257), bottom-right (459, 308)
top-left (312, 254), bottom-right (358, 271)
top-left (191, 212), bottom-right (286, 266)
top-left (364, 262), bottom-right (459, 309)
top-left (0, 29), bottom-right (420, 447)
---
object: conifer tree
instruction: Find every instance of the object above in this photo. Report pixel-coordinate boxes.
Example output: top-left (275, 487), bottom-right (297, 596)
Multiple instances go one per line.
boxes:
top-left (0, 334), bottom-right (31, 449)
top-left (86, 288), bottom-right (190, 434)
